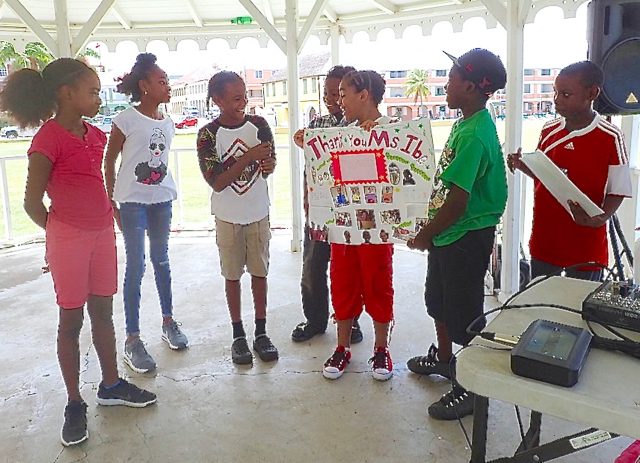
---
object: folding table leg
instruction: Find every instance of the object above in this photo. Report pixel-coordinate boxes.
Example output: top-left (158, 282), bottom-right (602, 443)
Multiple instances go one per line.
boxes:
top-left (470, 394), bottom-right (489, 463)
top-left (516, 410), bottom-right (542, 452)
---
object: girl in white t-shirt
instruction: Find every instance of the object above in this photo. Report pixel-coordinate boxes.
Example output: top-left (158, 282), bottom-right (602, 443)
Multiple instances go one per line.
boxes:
top-left (105, 53), bottom-right (188, 374)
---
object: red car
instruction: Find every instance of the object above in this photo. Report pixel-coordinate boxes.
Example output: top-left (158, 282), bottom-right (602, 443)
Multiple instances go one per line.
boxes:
top-left (175, 116), bottom-right (198, 129)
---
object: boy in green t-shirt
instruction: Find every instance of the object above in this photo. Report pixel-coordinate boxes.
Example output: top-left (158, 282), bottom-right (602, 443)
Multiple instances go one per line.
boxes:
top-left (407, 48), bottom-right (508, 420)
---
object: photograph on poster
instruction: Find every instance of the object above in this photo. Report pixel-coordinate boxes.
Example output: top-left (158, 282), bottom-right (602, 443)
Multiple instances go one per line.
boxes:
top-left (380, 209), bottom-right (402, 225)
top-left (335, 212), bottom-right (353, 227)
top-left (350, 186), bottom-right (362, 204)
top-left (356, 209), bottom-right (377, 230)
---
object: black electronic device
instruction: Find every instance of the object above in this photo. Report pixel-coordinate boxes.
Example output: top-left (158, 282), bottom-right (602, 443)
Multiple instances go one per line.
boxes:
top-left (582, 280), bottom-right (640, 332)
top-left (257, 125), bottom-right (273, 179)
top-left (510, 320), bottom-right (592, 387)
top-left (587, 0), bottom-right (640, 115)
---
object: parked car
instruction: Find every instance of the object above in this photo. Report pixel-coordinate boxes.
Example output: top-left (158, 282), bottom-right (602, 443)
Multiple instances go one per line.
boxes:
top-left (94, 116), bottom-right (113, 134)
top-left (182, 107), bottom-right (199, 116)
top-left (86, 115), bottom-right (113, 134)
top-left (175, 116), bottom-right (198, 129)
top-left (0, 125), bottom-right (37, 139)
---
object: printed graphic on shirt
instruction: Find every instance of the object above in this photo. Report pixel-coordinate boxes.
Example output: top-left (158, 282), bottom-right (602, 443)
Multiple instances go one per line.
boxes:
top-left (223, 138), bottom-right (260, 195)
top-left (428, 144), bottom-right (455, 220)
top-left (135, 128), bottom-right (168, 185)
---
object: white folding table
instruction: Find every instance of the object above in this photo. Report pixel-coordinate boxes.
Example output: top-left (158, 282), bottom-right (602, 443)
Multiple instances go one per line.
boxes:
top-left (457, 276), bottom-right (640, 462)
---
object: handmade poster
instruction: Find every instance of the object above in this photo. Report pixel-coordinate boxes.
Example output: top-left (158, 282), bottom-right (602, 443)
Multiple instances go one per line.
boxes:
top-left (303, 119), bottom-right (436, 245)
top-left (522, 149), bottom-right (604, 218)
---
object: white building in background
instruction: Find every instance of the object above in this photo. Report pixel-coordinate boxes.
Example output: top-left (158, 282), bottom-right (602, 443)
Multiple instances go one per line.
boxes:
top-left (170, 66), bottom-right (274, 118)
top-left (170, 66), bottom-right (219, 117)
top-left (95, 68), bottom-right (131, 115)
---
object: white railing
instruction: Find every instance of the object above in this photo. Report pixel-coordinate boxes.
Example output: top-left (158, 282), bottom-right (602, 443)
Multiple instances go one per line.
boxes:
top-left (0, 146), bottom-right (290, 244)
top-left (0, 154), bottom-right (23, 242)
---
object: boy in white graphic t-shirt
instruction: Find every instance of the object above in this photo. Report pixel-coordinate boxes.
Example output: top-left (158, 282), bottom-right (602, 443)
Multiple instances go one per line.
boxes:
top-left (197, 71), bottom-right (277, 366)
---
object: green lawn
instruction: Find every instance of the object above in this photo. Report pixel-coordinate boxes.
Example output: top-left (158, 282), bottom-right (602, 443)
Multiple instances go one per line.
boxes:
top-left (0, 118), bottom-right (548, 240)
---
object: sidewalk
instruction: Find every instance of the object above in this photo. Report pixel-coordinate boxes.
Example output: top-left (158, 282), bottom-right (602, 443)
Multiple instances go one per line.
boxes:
top-left (0, 231), bottom-right (631, 462)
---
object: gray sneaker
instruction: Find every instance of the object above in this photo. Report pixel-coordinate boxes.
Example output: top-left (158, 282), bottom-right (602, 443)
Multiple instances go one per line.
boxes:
top-left (162, 319), bottom-right (188, 350)
top-left (124, 338), bottom-right (156, 373)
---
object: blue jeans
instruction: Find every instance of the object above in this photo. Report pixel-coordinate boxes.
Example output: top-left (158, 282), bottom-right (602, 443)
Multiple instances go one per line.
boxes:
top-left (120, 201), bottom-right (173, 335)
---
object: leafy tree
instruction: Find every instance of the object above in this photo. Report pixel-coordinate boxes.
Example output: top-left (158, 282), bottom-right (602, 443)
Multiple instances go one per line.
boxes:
top-left (0, 40), bottom-right (100, 71)
top-left (0, 41), bottom-right (21, 69)
top-left (403, 69), bottom-right (431, 117)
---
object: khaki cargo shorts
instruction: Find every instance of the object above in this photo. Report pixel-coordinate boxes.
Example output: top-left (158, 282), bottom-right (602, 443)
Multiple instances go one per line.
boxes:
top-left (215, 216), bottom-right (271, 280)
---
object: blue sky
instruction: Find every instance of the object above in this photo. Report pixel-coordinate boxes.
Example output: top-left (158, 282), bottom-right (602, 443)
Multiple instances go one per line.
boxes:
top-left (97, 3), bottom-right (588, 76)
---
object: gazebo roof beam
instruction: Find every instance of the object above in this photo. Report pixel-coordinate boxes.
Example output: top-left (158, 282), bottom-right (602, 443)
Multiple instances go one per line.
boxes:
top-left (238, 0), bottom-right (286, 53)
top-left (183, 0), bottom-right (203, 28)
top-left (298, 0), bottom-right (330, 52)
top-left (5, 0), bottom-right (58, 55)
top-left (111, 5), bottom-right (131, 29)
top-left (479, 0), bottom-right (506, 28)
top-left (324, 5), bottom-right (338, 23)
top-left (369, 0), bottom-right (399, 14)
top-left (262, 0), bottom-right (274, 25)
top-left (71, 0), bottom-right (117, 56)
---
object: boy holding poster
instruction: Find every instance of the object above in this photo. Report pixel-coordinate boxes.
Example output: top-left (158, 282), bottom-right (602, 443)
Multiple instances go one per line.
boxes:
top-left (290, 65), bottom-right (365, 344)
top-left (322, 70), bottom-right (396, 381)
top-left (407, 49), bottom-right (508, 420)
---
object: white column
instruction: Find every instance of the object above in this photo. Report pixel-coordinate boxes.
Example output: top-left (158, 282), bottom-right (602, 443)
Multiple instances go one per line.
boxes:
top-left (500, 0), bottom-right (526, 300)
top-left (286, 0), bottom-right (303, 252)
top-left (330, 24), bottom-right (340, 66)
top-left (54, 0), bottom-right (72, 57)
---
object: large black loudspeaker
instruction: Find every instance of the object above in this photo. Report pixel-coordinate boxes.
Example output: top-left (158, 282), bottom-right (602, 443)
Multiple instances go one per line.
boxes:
top-left (587, 0), bottom-right (640, 115)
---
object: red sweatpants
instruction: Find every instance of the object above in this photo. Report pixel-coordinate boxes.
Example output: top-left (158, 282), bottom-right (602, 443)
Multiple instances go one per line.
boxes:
top-left (330, 243), bottom-right (394, 323)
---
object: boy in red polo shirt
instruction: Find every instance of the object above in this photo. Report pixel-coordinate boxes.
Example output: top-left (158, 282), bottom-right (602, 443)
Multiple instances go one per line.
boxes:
top-left (509, 61), bottom-right (632, 280)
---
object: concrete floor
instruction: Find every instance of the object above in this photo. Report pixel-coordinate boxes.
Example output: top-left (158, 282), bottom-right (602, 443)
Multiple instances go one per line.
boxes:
top-left (0, 231), bottom-right (633, 463)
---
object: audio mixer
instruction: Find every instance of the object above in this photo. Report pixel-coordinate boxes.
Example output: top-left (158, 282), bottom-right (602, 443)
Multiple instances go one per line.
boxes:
top-left (582, 281), bottom-right (640, 332)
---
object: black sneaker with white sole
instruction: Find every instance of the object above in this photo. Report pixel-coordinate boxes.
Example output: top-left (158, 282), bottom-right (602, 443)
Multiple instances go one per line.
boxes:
top-left (406, 343), bottom-right (453, 379)
top-left (96, 378), bottom-right (157, 408)
top-left (428, 383), bottom-right (475, 420)
top-left (61, 400), bottom-right (88, 446)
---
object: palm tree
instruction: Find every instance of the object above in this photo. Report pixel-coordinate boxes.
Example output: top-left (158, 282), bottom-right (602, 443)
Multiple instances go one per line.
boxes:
top-left (0, 40), bottom-right (99, 71)
top-left (403, 69), bottom-right (431, 117)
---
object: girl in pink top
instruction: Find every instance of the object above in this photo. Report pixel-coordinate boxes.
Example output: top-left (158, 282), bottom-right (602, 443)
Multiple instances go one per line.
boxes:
top-left (0, 58), bottom-right (156, 448)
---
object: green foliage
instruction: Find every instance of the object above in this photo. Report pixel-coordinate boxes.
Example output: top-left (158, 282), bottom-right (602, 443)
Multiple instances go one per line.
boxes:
top-left (0, 40), bottom-right (100, 71)
top-left (403, 69), bottom-right (431, 116)
top-left (0, 41), bottom-right (53, 70)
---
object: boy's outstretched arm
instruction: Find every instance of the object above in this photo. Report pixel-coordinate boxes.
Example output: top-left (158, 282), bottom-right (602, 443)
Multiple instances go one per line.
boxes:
top-left (408, 184), bottom-right (469, 251)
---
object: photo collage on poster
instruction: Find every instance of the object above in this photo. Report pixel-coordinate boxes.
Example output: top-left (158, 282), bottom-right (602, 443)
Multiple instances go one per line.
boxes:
top-left (304, 120), bottom-right (436, 245)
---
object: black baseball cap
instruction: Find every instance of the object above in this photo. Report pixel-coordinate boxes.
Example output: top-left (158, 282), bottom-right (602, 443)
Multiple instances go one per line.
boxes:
top-left (444, 48), bottom-right (507, 96)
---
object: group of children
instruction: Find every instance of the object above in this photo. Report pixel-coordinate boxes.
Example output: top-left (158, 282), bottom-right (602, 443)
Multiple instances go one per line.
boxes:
top-left (291, 50), bottom-right (631, 423)
top-left (0, 44), bottom-right (631, 447)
